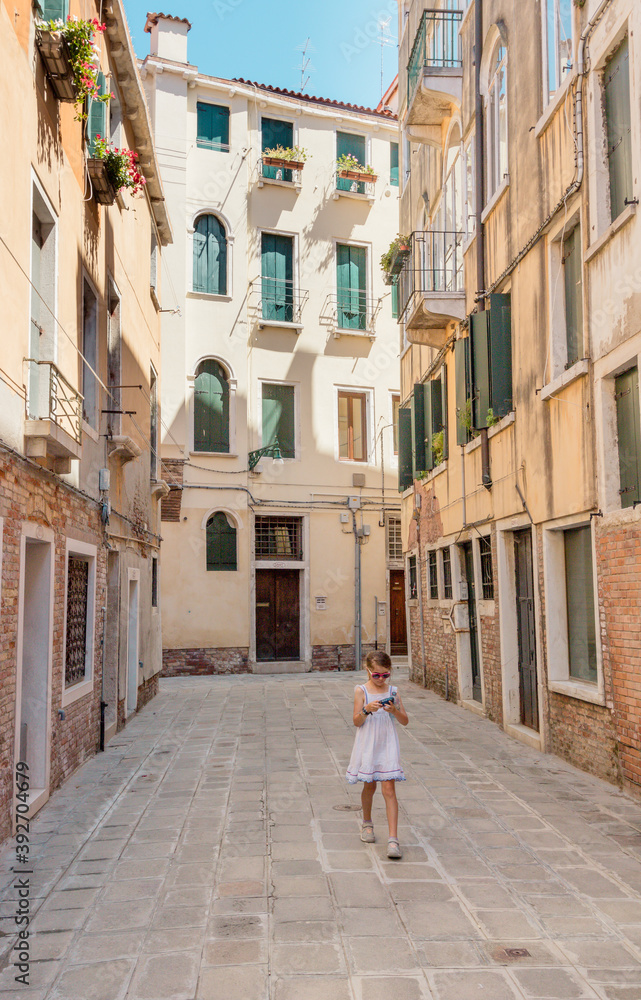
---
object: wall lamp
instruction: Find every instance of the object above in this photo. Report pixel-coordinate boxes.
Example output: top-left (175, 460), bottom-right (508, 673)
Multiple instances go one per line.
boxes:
top-left (248, 440), bottom-right (284, 471)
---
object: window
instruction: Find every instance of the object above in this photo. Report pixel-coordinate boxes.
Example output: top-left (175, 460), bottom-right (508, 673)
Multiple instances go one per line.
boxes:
top-left (261, 233), bottom-right (294, 322)
top-left (336, 244), bottom-right (367, 331)
top-left (151, 555), bottom-right (158, 608)
top-left (107, 284), bottom-right (121, 436)
top-left (262, 382), bottom-right (295, 459)
top-left (194, 359), bottom-right (230, 453)
top-left (464, 138), bottom-right (476, 236)
top-left (469, 293), bottom-right (513, 430)
top-left (486, 40), bottom-right (508, 199)
top-left (150, 365), bottom-right (158, 480)
top-left (88, 72), bottom-right (107, 156)
top-left (564, 526), bottom-right (597, 683)
top-left (392, 394), bottom-right (400, 455)
top-left (544, 0), bottom-right (573, 103)
top-left (338, 390), bottom-right (367, 462)
top-left (197, 102), bottom-right (230, 151)
top-left (412, 376), bottom-right (447, 475)
top-left (65, 556), bottom-right (90, 687)
top-left (479, 536), bottom-right (494, 599)
top-left (391, 282), bottom-right (399, 320)
top-left (455, 337), bottom-right (472, 445)
top-left (615, 367), bottom-right (641, 508)
top-left (262, 117), bottom-right (294, 181)
top-left (398, 406), bottom-right (413, 492)
top-left (150, 231), bottom-right (158, 295)
top-left (442, 547), bottom-right (453, 599)
top-left (408, 555), bottom-right (418, 599)
top-left (604, 37), bottom-right (633, 223)
top-left (255, 516), bottom-right (303, 560)
top-left (387, 517), bottom-right (403, 561)
top-left (206, 512), bottom-right (237, 571)
top-left (563, 225), bottom-right (583, 368)
top-left (193, 215), bottom-right (227, 295)
top-left (428, 550), bottom-right (438, 599)
top-left (82, 279), bottom-right (98, 427)
top-left (390, 142), bottom-right (399, 187)
top-left (28, 182), bottom-right (57, 421)
top-left (403, 134), bottom-right (411, 187)
top-left (337, 131), bottom-right (367, 193)
top-left (41, 0), bottom-right (69, 19)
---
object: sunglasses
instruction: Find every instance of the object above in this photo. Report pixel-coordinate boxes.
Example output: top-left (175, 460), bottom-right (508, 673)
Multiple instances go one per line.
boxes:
top-left (370, 672), bottom-right (391, 680)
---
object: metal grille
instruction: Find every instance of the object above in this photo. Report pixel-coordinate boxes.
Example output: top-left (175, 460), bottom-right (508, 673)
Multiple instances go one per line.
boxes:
top-left (397, 230), bottom-right (465, 325)
top-left (65, 557), bottom-right (89, 687)
top-left (480, 536), bottom-right (494, 599)
top-left (387, 518), bottom-right (403, 561)
top-left (408, 555), bottom-right (418, 600)
top-left (428, 550), bottom-right (439, 600)
top-left (255, 516), bottom-right (303, 560)
top-left (442, 547), bottom-right (453, 600)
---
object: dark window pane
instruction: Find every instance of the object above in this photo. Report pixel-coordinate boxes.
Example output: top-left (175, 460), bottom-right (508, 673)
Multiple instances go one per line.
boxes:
top-left (194, 360), bottom-right (230, 453)
top-left (206, 512), bottom-right (237, 571)
top-left (564, 525), bottom-right (597, 683)
top-left (615, 367), bottom-right (641, 508)
top-left (480, 536), bottom-right (494, 599)
top-left (409, 555), bottom-right (417, 599)
top-left (428, 550), bottom-right (438, 599)
top-left (442, 548), bottom-right (452, 600)
top-left (563, 226), bottom-right (583, 367)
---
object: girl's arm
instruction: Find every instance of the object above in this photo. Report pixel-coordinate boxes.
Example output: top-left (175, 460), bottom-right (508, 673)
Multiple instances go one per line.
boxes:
top-left (386, 691), bottom-right (409, 726)
top-left (353, 686), bottom-right (367, 727)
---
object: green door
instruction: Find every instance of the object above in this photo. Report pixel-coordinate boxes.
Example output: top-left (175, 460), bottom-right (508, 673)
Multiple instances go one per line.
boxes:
top-left (194, 360), bottom-right (229, 453)
top-left (262, 383), bottom-right (295, 459)
top-left (615, 367), bottom-right (641, 508)
top-left (261, 233), bottom-right (294, 322)
top-left (337, 131), bottom-right (366, 193)
top-left (262, 118), bottom-right (294, 181)
top-left (337, 244), bottom-right (367, 331)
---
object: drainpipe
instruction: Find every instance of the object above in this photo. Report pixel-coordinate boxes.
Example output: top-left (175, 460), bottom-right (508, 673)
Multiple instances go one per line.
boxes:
top-left (99, 606), bottom-right (107, 752)
top-left (352, 509), bottom-right (362, 670)
top-left (413, 506), bottom-right (428, 688)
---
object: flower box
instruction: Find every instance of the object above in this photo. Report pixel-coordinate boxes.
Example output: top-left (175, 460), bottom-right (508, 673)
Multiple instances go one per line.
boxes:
top-left (36, 29), bottom-right (78, 103)
top-left (337, 168), bottom-right (377, 184)
top-left (263, 155), bottom-right (305, 171)
top-left (388, 245), bottom-right (411, 274)
top-left (87, 158), bottom-right (117, 206)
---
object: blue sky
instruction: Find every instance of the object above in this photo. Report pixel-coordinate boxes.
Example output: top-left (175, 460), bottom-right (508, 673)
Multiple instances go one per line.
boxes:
top-left (124, 0), bottom-right (399, 110)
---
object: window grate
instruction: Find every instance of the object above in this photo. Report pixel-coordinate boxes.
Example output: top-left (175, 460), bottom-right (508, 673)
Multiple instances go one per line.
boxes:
top-left (255, 516), bottom-right (303, 560)
top-left (387, 517), bottom-right (403, 561)
top-left (65, 557), bottom-right (89, 687)
top-left (442, 547), bottom-right (452, 600)
top-left (408, 555), bottom-right (418, 600)
top-left (428, 550), bottom-right (439, 600)
top-left (479, 536), bottom-right (494, 599)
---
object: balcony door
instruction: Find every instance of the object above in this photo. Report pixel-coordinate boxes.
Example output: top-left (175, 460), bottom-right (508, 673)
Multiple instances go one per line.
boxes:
top-left (261, 233), bottom-right (294, 322)
top-left (337, 244), bottom-right (367, 331)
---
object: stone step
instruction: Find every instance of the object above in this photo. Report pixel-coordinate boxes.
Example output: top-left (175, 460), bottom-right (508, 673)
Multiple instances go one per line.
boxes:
top-left (251, 661), bottom-right (311, 674)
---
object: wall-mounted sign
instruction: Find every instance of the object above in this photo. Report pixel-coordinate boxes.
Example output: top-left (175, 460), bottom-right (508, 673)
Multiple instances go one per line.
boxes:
top-left (315, 596), bottom-right (327, 611)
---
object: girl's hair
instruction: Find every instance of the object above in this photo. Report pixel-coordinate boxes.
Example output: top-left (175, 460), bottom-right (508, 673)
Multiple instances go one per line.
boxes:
top-left (365, 650), bottom-right (392, 671)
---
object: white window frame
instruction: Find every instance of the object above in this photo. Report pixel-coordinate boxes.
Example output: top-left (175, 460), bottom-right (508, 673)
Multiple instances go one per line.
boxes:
top-left (389, 391), bottom-right (400, 469)
top-left (62, 538), bottom-right (97, 708)
top-left (333, 238), bottom-right (372, 334)
top-left (188, 355), bottom-right (237, 457)
top-left (334, 384), bottom-right (374, 465)
top-left (545, 209), bottom-right (584, 384)
top-left (485, 38), bottom-right (509, 202)
top-left (594, 349), bottom-right (641, 514)
top-left (257, 227), bottom-right (300, 327)
top-left (194, 98), bottom-right (231, 153)
top-left (542, 0), bottom-right (575, 107)
top-left (187, 208), bottom-right (234, 301)
top-left (81, 272), bottom-right (100, 438)
top-left (30, 171), bottom-right (59, 366)
top-left (257, 378), bottom-right (300, 462)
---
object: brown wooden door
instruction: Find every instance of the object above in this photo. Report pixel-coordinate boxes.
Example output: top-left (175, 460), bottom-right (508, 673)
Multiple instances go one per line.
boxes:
top-left (389, 570), bottom-right (408, 656)
top-left (256, 569), bottom-right (300, 661)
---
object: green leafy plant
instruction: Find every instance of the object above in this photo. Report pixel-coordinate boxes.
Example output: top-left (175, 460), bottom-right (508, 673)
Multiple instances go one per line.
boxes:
top-left (432, 430), bottom-right (444, 467)
top-left (336, 153), bottom-right (376, 176)
top-left (38, 15), bottom-right (112, 121)
top-left (92, 136), bottom-right (146, 196)
top-left (380, 234), bottom-right (411, 273)
top-left (263, 145), bottom-right (309, 162)
top-left (486, 407), bottom-right (499, 427)
top-left (459, 399), bottom-right (479, 439)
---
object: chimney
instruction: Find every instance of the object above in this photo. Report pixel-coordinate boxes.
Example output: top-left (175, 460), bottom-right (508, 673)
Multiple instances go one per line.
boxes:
top-left (145, 12), bottom-right (191, 63)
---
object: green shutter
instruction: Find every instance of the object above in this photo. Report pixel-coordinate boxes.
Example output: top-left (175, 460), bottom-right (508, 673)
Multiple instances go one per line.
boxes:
top-left (471, 310), bottom-right (491, 429)
top-left (488, 293), bottom-right (513, 418)
top-left (197, 103), bottom-right (230, 150)
top-left (391, 281), bottom-right (399, 319)
top-left (563, 227), bottom-right (583, 368)
top-left (411, 383), bottom-right (428, 476)
top-left (455, 338), bottom-right (470, 445)
top-left (564, 526), bottom-right (597, 682)
top-left (193, 216), bottom-right (226, 295)
top-left (441, 363), bottom-right (449, 461)
top-left (604, 37), bottom-right (633, 222)
top-left (615, 367), bottom-right (641, 509)
top-left (337, 131), bottom-right (366, 193)
top-left (88, 72), bottom-right (107, 156)
top-left (262, 383), bottom-right (295, 459)
top-left (42, 0), bottom-right (68, 18)
top-left (262, 117), bottom-right (294, 181)
top-left (206, 513), bottom-right (237, 571)
top-left (425, 377), bottom-right (443, 470)
top-left (398, 407), bottom-right (413, 492)
top-left (261, 233), bottom-right (294, 322)
top-left (390, 142), bottom-right (399, 187)
top-left (337, 244), bottom-right (367, 330)
top-left (194, 361), bottom-right (229, 453)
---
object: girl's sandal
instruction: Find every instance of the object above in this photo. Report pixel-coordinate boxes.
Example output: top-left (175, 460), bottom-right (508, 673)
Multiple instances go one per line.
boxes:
top-left (387, 838), bottom-right (402, 859)
top-left (360, 822), bottom-right (376, 843)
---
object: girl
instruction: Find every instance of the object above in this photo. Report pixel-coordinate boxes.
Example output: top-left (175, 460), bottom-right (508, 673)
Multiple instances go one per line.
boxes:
top-left (346, 651), bottom-right (409, 858)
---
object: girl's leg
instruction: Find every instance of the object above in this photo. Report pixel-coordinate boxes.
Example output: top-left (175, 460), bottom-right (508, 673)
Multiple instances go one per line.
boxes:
top-left (361, 781), bottom-right (377, 823)
top-left (381, 780), bottom-right (399, 839)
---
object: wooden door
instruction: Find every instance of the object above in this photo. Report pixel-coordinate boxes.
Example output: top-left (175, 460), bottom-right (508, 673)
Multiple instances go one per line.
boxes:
top-left (515, 529), bottom-right (539, 731)
top-left (462, 542), bottom-right (482, 703)
top-left (255, 569), bottom-right (300, 662)
top-left (389, 571), bottom-right (408, 656)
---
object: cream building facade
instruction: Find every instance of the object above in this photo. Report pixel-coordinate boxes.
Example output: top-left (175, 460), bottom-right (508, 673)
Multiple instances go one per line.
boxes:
top-left (142, 15), bottom-right (406, 674)
top-left (0, 0), bottom-right (170, 838)
top-left (395, 0), bottom-right (641, 791)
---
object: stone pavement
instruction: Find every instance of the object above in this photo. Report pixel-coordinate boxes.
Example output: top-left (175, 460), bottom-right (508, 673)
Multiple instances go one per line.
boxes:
top-left (3, 671), bottom-right (641, 999)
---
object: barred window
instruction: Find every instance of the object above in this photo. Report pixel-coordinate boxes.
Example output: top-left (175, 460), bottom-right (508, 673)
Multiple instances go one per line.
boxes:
top-left (480, 535), bottom-right (494, 599)
top-left (65, 557), bottom-right (89, 687)
top-left (255, 516), bottom-right (303, 560)
top-left (408, 555), bottom-right (417, 599)
top-left (442, 547), bottom-right (453, 600)
top-left (151, 556), bottom-right (159, 607)
top-left (387, 517), bottom-right (403, 561)
top-left (428, 550), bottom-right (439, 599)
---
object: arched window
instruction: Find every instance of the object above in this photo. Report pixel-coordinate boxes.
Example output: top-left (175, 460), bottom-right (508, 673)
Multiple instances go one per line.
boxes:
top-left (194, 359), bottom-right (230, 453)
top-left (206, 512), bottom-right (237, 571)
top-left (193, 214), bottom-right (227, 295)
top-left (486, 40), bottom-right (508, 199)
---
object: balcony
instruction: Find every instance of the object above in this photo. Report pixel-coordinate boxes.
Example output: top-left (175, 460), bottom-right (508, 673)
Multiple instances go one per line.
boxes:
top-left (322, 293), bottom-right (381, 340)
top-left (250, 278), bottom-right (308, 331)
top-left (398, 231), bottom-right (465, 347)
top-left (333, 170), bottom-right (377, 203)
top-left (24, 356), bottom-right (82, 472)
top-left (405, 10), bottom-right (463, 142)
top-left (36, 29), bottom-right (78, 103)
top-left (257, 157), bottom-right (303, 191)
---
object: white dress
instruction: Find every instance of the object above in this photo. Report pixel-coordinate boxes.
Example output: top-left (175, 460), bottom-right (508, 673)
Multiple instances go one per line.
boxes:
top-left (346, 685), bottom-right (405, 784)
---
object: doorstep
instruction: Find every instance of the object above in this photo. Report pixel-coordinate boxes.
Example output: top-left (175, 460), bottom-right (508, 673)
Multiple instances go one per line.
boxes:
top-left (251, 660), bottom-right (311, 674)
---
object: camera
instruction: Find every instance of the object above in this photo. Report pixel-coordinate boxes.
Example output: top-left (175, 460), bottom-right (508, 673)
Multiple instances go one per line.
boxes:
top-left (379, 696), bottom-right (395, 707)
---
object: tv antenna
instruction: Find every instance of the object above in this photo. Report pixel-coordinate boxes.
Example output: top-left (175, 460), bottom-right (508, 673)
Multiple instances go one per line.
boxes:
top-left (376, 17), bottom-right (396, 101)
top-left (296, 37), bottom-right (312, 92)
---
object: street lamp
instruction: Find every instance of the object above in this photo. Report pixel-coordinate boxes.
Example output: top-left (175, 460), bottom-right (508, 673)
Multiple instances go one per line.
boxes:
top-left (248, 440), bottom-right (284, 471)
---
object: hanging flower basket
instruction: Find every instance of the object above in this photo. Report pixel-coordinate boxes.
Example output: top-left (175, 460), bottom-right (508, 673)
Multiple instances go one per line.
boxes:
top-left (87, 158), bottom-right (117, 206)
top-left (388, 245), bottom-right (411, 274)
top-left (36, 16), bottom-right (111, 121)
top-left (36, 29), bottom-right (78, 102)
top-left (381, 235), bottom-right (412, 277)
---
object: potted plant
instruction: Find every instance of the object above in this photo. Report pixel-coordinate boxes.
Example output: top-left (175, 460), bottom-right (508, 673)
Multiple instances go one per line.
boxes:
top-left (432, 430), bottom-right (445, 467)
top-left (380, 234), bottom-right (411, 277)
top-left (262, 145), bottom-right (308, 170)
top-left (88, 136), bottom-right (147, 206)
top-left (336, 153), bottom-right (378, 183)
top-left (36, 16), bottom-right (111, 120)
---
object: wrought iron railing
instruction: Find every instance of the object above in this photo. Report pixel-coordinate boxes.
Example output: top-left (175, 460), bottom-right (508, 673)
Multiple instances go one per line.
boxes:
top-left (397, 231), bottom-right (465, 323)
top-left (325, 293), bottom-right (381, 336)
top-left (407, 9), bottom-right (464, 104)
top-left (25, 355), bottom-right (83, 444)
top-left (258, 157), bottom-right (303, 185)
top-left (335, 172), bottom-right (376, 197)
top-left (251, 278), bottom-right (308, 325)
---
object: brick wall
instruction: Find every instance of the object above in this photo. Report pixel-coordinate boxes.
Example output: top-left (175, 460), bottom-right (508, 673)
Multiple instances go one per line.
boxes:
top-left (160, 460), bottom-right (185, 522)
top-left (312, 643), bottom-right (375, 672)
top-left (162, 647), bottom-right (251, 676)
